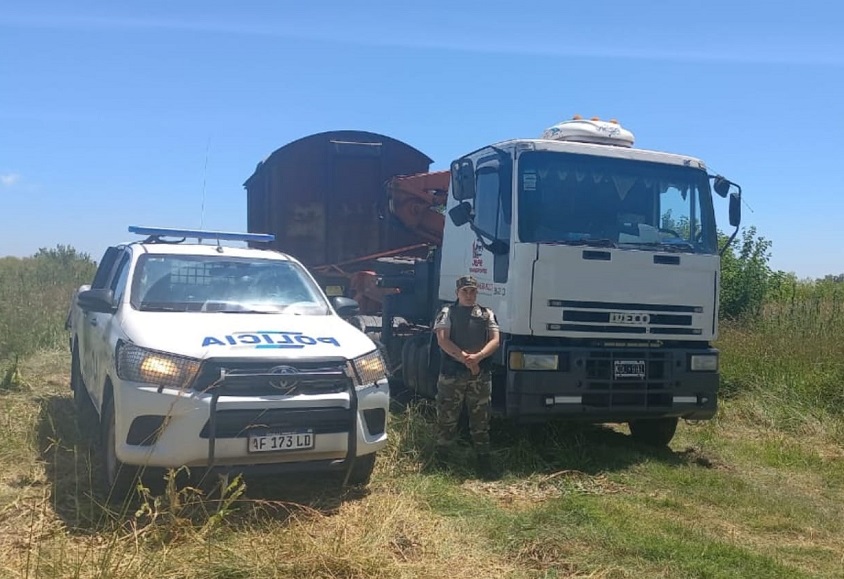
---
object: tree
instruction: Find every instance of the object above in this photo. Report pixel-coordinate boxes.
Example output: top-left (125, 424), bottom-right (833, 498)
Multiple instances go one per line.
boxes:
top-left (719, 226), bottom-right (780, 320)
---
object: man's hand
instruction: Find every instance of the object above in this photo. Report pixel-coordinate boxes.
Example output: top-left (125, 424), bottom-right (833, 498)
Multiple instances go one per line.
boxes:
top-left (463, 352), bottom-right (482, 375)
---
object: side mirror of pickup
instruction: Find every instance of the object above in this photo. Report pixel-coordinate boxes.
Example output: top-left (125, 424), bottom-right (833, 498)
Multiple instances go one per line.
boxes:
top-left (77, 288), bottom-right (117, 313)
top-left (331, 296), bottom-right (360, 318)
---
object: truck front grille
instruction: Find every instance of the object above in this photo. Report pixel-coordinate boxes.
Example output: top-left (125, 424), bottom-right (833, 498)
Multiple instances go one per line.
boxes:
top-left (580, 349), bottom-right (672, 408)
top-left (547, 299), bottom-right (704, 337)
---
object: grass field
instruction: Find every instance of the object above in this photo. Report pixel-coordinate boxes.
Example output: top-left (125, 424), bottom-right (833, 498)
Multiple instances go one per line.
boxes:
top-left (1, 251), bottom-right (843, 577)
top-left (1, 328), bottom-right (841, 578)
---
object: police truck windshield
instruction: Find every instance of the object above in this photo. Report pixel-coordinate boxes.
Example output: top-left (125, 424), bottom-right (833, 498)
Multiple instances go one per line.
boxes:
top-left (130, 255), bottom-right (331, 314)
top-left (517, 151), bottom-right (717, 254)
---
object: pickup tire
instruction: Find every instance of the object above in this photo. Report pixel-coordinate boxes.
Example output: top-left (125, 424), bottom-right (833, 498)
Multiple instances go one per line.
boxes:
top-left (100, 395), bottom-right (140, 501)
top-left (346, 452), bottom-right (376, 486)
top-left (70, 344), bottom-right (98, 437)
top-left (628, 417), bottom-right (679, 447)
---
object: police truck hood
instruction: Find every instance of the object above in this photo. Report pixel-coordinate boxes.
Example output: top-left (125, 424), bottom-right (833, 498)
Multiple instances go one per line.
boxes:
top-left (119, 311), bottom-right (374, 360)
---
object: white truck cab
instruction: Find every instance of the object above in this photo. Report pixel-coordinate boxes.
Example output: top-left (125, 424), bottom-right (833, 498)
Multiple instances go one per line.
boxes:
top-left (67, 226), bottom-right (389, 498)
top-left (434, 117), bottom-right (743, 444)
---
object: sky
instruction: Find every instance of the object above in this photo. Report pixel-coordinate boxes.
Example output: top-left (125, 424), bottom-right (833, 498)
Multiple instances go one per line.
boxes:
top-left (1, 1), bottom-right (842, 279)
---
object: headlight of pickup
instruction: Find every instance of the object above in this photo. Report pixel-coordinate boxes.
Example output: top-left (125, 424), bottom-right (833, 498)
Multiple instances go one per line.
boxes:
top-left (348, 350), bottom-right (387, 388)
top-left (117, 342), bottom-right (201, 390)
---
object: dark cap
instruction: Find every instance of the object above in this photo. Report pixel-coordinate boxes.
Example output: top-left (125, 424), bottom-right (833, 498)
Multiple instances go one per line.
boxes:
top-left (456, 275), bottom-right (478, 289)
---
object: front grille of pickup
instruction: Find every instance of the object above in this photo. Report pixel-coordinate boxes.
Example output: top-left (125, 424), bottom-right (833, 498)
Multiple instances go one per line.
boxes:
top-left (200, 407), bottom-right (352, 439)
top-left (192, 358), bottom-right (351, 396)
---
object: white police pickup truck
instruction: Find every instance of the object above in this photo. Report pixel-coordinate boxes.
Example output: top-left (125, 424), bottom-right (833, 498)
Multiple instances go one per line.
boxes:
top-left (66, 226), bottom-right (390, 497)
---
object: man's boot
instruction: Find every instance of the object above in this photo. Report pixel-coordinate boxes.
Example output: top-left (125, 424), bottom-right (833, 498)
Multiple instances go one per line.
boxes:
top-left (476, 452), bottom-right (500, 480)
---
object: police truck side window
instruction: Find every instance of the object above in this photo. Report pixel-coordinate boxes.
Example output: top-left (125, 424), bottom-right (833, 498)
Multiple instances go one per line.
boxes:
top-left (109, 252), bottom-right (132, 305)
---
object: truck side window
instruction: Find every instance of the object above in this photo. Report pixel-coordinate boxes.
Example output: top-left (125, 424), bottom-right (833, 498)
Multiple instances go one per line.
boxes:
top-left (475, 165), bottom-right (511, 284)
top-left (474, 168), bottom-right (500, 237)
top-left (474, 165), bottom-right (512, 242)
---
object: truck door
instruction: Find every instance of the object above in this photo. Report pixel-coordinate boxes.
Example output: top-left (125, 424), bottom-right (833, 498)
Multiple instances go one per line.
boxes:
top-left (79, 246), bottom-right (121, 398)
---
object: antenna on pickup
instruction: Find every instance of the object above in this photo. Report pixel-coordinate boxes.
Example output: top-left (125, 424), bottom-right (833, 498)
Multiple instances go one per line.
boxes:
top-left (200, 137), bottom-right (211, 229)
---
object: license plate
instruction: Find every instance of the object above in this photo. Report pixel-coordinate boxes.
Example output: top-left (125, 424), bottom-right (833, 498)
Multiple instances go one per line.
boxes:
top-left (247, 430), bottom-right (314, 453)
top-left (614, 360), bottom-right (646, 379)
top-left (325, 285), bottom-right (344, 296)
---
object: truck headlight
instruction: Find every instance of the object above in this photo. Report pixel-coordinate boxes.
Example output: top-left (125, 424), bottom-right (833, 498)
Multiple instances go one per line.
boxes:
top-left (689, 354), bottom-right (718, 372)
top-left (510, 352), bottom-right (559, 371)
top-left (348, 350), bottom-right (387, 388)
top-left (117, 342), bottom-right (201, 389)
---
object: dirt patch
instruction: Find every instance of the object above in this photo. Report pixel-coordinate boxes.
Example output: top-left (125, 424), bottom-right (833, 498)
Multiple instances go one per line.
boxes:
top-left (461, 470), bottom-right (626, 509)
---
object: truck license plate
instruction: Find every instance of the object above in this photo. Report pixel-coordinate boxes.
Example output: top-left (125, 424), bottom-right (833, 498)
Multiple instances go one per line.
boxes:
top-left (247, 430), bottom-right (314, 453)
top-left (614, 360), bottom-right (646, 380)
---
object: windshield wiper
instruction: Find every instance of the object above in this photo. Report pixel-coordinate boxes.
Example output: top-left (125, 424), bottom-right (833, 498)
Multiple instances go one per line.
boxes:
top-left (543, 238), bottom-right (618, 248)
top-left (622, 241), bottom-right (696, 253)
top-left (215, 308), bottom-right (280, 314)
top-left (139, 304), bottom-right (185, 312)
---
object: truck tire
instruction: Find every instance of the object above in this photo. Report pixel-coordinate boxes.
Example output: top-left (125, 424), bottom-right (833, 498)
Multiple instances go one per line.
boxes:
top-left (100, 395), bottom-right (140, 502)
top-left (402, 338), bottom-right (419, 392)
top-left (346, 452), bottom-right (376, 487)
top-left (628, 417), bottom-right (679, 447)
top-left (416, 337), bottom-right (437, 398)
top-left (71, 345), bottom-right (98, 437)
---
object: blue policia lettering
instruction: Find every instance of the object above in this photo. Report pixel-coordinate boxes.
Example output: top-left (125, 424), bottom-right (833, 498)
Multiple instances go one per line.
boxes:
top-left (202, 330), bottom-right (340, 348)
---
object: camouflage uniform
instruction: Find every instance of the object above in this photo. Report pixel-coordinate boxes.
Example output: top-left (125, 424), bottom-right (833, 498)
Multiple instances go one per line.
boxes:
top-left (435, 370), bottom-right (493, 454)
top-left (433, 277), bottom-right (499, 457)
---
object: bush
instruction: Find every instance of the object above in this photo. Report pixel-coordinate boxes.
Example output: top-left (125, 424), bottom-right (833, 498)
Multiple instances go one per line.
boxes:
top-left (0, 245), bottom-right (97, 360)
top-left (719, 226), bottom-right (783, 320)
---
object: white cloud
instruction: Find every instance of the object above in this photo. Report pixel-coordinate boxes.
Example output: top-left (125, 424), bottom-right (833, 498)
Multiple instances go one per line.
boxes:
top-left (0, 173), bottom-right (21, 187)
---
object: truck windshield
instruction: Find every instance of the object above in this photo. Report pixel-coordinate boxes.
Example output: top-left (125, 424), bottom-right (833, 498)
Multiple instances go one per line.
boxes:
top-left (130, 255), bottom-right (330, 314)
top-left (517, 151), bottom-right (717, 254)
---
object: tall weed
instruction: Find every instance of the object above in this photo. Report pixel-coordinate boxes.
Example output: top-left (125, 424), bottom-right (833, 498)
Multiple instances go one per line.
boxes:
top-left (0, 246), bottom-right (96, 360)
top-left (718, 281), bottom-right (844, 417)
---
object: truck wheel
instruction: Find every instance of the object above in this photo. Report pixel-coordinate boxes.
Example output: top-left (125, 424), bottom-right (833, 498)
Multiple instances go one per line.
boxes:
top-left (402, 339), bottom-right (418, 392)
top-left (628, 417), bottom-right (679, 447)
top-left (71, 346), bottom-right (98, 437)
top-left (346, 452), bottom-right (376, 487)
top-left (100, 396), bottom-right (139, 501)
top-left (416, 338), bottom-right (436, 398)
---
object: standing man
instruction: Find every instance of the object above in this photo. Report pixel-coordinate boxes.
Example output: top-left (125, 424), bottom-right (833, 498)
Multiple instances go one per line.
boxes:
top-left (433, 275), bottom-right (501, 479)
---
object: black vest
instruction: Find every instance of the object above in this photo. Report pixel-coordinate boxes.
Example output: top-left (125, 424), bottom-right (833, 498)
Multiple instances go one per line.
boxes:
top-left (440, 304), bottom-right (493, 376)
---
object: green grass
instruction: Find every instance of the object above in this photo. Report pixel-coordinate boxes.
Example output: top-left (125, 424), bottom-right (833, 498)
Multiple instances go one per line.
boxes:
top-left (5, 348), bottom-right (842, 578)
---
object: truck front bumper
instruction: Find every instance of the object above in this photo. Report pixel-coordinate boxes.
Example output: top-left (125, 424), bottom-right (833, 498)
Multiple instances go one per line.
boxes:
top-left (503, 345), bottom-right (718, 422)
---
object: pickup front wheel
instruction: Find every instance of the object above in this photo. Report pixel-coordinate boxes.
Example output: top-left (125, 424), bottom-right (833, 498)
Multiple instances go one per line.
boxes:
top-left (100, 396), bottom-right (140, 501)
top-left (346, 452), bottom-right (376, 487)
top-left (71, 345), bottom-right (98, 436)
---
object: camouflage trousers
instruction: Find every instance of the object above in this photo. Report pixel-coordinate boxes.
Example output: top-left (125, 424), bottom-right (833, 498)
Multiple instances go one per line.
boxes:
top-left (435, 371), bottom-right (492, 455)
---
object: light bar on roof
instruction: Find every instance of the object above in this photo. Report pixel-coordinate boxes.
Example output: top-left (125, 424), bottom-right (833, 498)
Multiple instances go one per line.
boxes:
top-left (128, 225), bottom-right (275, 243)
